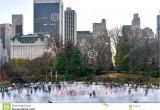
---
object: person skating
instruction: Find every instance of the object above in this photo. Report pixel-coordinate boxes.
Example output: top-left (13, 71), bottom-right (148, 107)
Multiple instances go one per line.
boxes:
top-left (92, 91), bottom-right (96, 98)
top-left (144, 87), bottom-right (148, 96)
top-left (128, 88), bottom-right (131, 95)
top-left (135, 85), bottom-right (138, 92)
top-left (89, 93), bottom-right (92, 98)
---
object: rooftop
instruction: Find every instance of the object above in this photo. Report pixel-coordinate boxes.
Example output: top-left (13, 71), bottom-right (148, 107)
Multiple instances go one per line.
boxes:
top-left (11, 34), bottom-right (44, 43)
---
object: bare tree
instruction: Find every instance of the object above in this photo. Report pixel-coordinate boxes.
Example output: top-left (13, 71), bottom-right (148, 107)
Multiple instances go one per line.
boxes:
top-left (81, 33), bottom-right (112, 70)
top-left (108, 26), bottom-right (122, 52)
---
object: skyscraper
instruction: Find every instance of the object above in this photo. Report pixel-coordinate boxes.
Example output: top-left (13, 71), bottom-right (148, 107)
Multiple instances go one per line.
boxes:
top-left (12, 14), bottom-right (23, 37)
top-left (156, 14), bottom-right (160, 39)
top-left (34, 0), bottom-right (64, 43)
top-left (0, 24), bottom-right (12, 57)
top-left (132, 13), bottom-right (140, 30)
top-left (65, 7), bottom-right (77, 45)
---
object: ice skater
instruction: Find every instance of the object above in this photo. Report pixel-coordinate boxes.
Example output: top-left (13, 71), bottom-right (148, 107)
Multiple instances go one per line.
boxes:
top-left (48, 85), bottom-right (52, 93)
top-left (128, 88), bottom-right (131, 95)
top-left (135, 85), bottom-right (138, 92)
top-left (144, 88), bottom-right (148, 96)
top-left (89, 93), bottom-right (92, 98)
top-left (48, 100), bottom-right (52, 103)
top-left (92, 91), bottom-right (96, 98)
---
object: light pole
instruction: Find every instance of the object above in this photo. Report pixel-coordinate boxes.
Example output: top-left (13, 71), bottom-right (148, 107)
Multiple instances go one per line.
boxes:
top-left (50, 68), bottom-right (53, 82)
top-left (45, 48), bottom-right (53, 82)
top-left (44, 49), bottom-right (48, 82)
top-left (158, 37), bottom-right (160, 70)
top-left (45, 71), bottom-right (48, 82)
top-left (55, 71), bottom-right (58, 82)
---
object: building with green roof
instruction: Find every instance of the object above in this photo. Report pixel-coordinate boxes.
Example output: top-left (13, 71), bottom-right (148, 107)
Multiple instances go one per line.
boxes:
top-left (10, 34), bottom-right (47, 60)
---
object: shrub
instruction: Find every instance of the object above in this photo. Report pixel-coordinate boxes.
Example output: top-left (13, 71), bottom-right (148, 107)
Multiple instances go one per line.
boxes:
top-left (95, 67), bottom-right (102, 76)
top-left (117, 77), bottom-right (128, 83)
top-left (151, 71), bottom-right (160, 78)
top-left (64, 73), bottom-right (74, 81)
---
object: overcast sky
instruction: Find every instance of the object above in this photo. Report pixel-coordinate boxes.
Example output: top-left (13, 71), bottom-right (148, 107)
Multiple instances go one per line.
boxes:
top-left (0, 0), bottom-right (159, 34)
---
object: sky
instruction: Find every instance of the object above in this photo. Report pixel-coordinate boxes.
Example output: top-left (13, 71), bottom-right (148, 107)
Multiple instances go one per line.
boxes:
top-left (0, 0), bottom-right (160, 34)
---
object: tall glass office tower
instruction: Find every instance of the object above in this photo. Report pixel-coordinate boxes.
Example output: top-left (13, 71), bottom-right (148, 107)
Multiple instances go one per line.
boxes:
top-left (65, 7), bottom-right (77, 45)
top-left (34, 0), bottom-right (64, 42)
top-left (157, 15), bottom-right (160, 39)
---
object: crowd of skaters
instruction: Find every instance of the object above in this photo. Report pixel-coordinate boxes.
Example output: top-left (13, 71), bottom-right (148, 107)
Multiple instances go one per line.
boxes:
top-left (0, 81), bottom-right (160, 102)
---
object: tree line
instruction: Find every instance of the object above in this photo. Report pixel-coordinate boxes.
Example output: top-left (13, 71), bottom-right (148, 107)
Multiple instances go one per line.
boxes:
top-left (109, 27), bottom-right (159, 77)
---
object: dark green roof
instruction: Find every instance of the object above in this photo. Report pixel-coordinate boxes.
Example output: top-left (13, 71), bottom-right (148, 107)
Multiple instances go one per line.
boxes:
top-left (11, 34), bottom-right (44, 43)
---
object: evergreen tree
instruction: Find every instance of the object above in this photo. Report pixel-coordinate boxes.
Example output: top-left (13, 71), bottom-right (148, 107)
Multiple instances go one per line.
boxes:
top-left (54, 44), bottom-right (86, 80)
top-left (54, 52), bottom-right (67, 74)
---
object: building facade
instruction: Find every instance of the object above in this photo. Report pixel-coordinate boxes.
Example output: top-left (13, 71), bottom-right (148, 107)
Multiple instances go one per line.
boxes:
top-left (92, 19), bottom-right (108, 37)
top-left (10, 34), bottom-right (47, 60)
top-left (0, 24), bottom-right (12, 57)
top-left (65, 7), bottom-right (77, 45)
top-left (93, 19), bottom-right (106, 33)
top-left (0, 39), bottom-right (9, 64)
top-left (142, 27), bottom-right (154, 39)
top-left (77, 31), bottom-right (91, 45)
top-left (12, 14), bottom-right (23, 37)
top-left (122, 13), bottom-right (155, 39)
top-left (34, 0), bottom-right (64, 43)
top-left (122, 25), bottom-right (132, 36)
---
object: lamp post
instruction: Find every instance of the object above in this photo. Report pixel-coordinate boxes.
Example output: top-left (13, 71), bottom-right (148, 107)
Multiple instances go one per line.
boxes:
top-left (50, 68), bottom-right (53, 82)
top-left (45, 71), bottom-right (48, 82)
top-left (55, 71), bottom-right (58, 82)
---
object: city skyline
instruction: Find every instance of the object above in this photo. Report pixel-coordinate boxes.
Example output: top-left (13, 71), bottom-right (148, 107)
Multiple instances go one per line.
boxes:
top-left (0, 0), bottom-right (160, 34)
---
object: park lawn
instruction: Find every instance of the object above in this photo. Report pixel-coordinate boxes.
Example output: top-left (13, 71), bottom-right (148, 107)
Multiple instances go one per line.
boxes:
top-left (101, 73), bottom-right (147, 78)
top-left (0, 80), bottom-right (11, 86)
top-left (100, 73), bottom-right (160, 85)
top-left (148, 78), bottom-right (160, 85)
top-left (22, 74), bottom-right (46, 82)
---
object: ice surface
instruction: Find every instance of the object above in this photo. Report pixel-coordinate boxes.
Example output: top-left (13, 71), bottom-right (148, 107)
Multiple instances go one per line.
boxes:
top-left (0, 82), bottom-right (160, 103)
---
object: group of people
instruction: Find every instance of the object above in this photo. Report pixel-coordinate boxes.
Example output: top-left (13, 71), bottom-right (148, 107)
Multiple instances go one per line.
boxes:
top-left (89, 91), bottom-right (96, 98)
top-left (0, 86), bottom-right (8, 92)
top-left (0, 82), bottom-right (158, 102)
